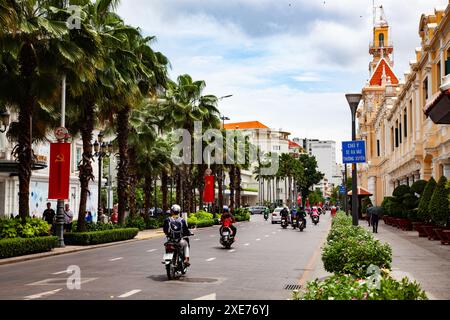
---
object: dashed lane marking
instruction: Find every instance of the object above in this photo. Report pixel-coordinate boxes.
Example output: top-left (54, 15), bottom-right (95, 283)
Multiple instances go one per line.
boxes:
top-left (146, 249), bottom-right (157, 253)
top-left (206, 258), bottom-right (216, 262)
top-left (109, 257), bottom-right (123, 261)
top-left (118, 290), bottom-right (142, 298)
top-left (228, 249), bottom-right (236, 253)
top-left (24, 288), bottom-right (62, 300)
top-left (52, 270), bottom-right (69, 275)
top-left (194, 293), bottom-right (216, 300)
top-left (244, 243), bottom-right (250, 246)
top-left (256, 238), bottom-right (261, 241)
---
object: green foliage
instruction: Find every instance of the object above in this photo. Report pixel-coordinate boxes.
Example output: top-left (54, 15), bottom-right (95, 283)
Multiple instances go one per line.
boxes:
top-left (429, 176), bottom-right (449, 227)
top-left (63, 228), bottom-right (139, 245)
top-left (0, 237), bottom-right (58, 259)
top-left (322, 212), bottom-right (392, 277)
top-left (308, 189), bottom-right (324, 206)
top-left (392, 185), bottom-right (411, 198)
top-left (125, 216), bottom-right (146, 231)
top-left (381, 197), bottom-right (394, 216)
top-left (411, 180), bottom-right (427, 196)
top-left (296, 274), bottom-right (427, 300)
top-left (361, 197), bottom-right (373, 214)
top-left (145, 217), bottom-right (164, 229)
top-left (0, 218), bottom-right (50, 239)
top-left (417, 178), bottom-right (437, 223)
top-left (72, 220), bottom-right (121, 232)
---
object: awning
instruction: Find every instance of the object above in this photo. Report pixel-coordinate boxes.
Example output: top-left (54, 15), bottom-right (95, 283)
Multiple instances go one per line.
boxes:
top-left (0, 160), bottom-right (47, 173)
top-left (347, 187), bottom-right (373, 196)
top-left (424, 89), bottom-right (450, 124)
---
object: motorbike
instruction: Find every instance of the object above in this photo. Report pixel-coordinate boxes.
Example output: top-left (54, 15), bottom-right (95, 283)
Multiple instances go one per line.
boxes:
top-left (162, 235), bottom-right (192, 280)
top-left (296, 218), bottom-right (306, 231)
top-left (311, 213), bottom-right (320, 225)
top-left (220, 225), bottom-right (235, 249)
top-left (263, 211), bottom-right (269, 221)
top-left (281, 216), bottom-right (289, 229)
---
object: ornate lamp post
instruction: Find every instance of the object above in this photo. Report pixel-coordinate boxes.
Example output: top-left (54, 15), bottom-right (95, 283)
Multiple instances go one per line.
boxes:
top-left (92, 132), bottom-right (113, 218)
top-left (345, 93), bottom-right (362, 226)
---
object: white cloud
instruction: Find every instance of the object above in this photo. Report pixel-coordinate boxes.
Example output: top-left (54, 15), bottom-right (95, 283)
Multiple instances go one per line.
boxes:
top-left (118, 0), bottom-right (448, 163)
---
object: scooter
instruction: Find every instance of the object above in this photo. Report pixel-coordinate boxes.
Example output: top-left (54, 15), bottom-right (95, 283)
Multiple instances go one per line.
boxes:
top-left (311, 213), bottom-right (320, 225)
top-left (162, 235), bottom-right (192, 280)
top-left (263, 211), bottom-right (269, 221)
top-left (281, 216), bottom-right (289, 229)
top-left (220, 224), bottom-right (235, 249)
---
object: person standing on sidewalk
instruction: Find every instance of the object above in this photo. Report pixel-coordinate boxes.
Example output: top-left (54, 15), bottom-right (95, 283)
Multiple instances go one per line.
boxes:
top-left (64, 203), bottom-right (74, 232)
top-left (43, 202), bottom-right (56, 234)
top-left (370, 206), bottom-right (383, 233)
top-left (366, 204), bottom-right (373, 227)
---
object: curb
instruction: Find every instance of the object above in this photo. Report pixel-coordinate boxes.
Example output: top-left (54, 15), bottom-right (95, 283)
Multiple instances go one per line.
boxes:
top-left (0, 220), bottom-right (250, 266)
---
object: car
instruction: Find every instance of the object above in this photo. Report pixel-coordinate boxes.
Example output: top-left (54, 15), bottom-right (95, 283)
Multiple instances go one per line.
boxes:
top-left (249, 206), bottom-right (266, 215)
top-left (271, 207), bottom-right (287, 224)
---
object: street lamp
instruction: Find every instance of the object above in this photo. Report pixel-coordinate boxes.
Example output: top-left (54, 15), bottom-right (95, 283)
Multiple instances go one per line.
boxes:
top-left (92, 132), bottom-right (113, 218)
top-left (345, 93), bottom-right (362, 226)
top-left (0, 110), bottom-right (10, 133)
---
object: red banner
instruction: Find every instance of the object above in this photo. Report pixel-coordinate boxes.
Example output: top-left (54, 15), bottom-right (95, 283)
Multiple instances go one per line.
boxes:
top-left (202, 175), bottom-right (215, 203)
top-left (48, 143), bottom-right (71, 200)
top-left (297, 193), bottom-right (302, 206)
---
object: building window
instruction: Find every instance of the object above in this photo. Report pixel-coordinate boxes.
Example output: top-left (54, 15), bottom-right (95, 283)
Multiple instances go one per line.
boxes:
top-left (409, 99), bottom-right (413, 136)
top-left (404, 110), bottom-right (407, 138)
top-left (423, 77), bottom-right (428, 104)
top-left (391, 127), bottom-right (394, 151)
top-left (75, 147), bottom-right (82, 170)
top-left (437, 61), bottom-right (442, 89)
top-left (395, 126), bottom-right (399, 148)
top-left (273, 146), bottom-right (280, 151)
top-left (399, 123), bottom-right (402, 144)
top-left (446, 48), bottom-right (450, 75)
top-left (379, 33), bottom-right (385, 47)
top-left (377, 140), bottom-right (380, 157)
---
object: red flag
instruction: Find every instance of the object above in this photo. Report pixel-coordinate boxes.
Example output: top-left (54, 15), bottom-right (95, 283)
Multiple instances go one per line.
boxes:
top-left (202, 175), bottom-right (215, 203)
top-left (48, 143), bottom-right (71, 200)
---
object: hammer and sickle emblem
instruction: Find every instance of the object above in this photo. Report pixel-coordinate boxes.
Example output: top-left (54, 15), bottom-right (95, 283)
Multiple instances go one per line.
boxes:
top-left (55, 154), bottom-right (65, 163)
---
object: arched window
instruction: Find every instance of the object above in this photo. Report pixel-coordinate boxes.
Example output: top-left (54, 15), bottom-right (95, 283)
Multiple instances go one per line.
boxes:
top-left (379, 33), bottom-right (385, 47)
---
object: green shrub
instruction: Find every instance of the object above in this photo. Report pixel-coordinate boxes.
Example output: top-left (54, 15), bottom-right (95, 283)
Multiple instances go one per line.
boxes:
top-left (195, 220), bottom-right (214, 228)
top-left (296, 274), bottom-right (427, 300)
top-left (125, 216), bottom-right (146, 231)
top-left (381, 197), bottom-right (395, 216)
top-left (145, 218), bottom-right (161, 229)
top-left (417, 178), bottom-right (437, 223)
top-left (191, 211), bottom-right (213, 221)
top-left (322, 215), bottom-right (392, 277)
top-left (0, 236), bottom-right (58, 259)
top-left (72, 220), bottom-right (120, 232)
top-left (393, 185), bottom-right (411, 198)
top-left (411, 180), bottom-right (427, 196)
top-left (0, 218), bottom-right (50, 239)
top-left (429, 176), bottom-right (449, 227)
top-left (63, 228), bottom-right (139, 245)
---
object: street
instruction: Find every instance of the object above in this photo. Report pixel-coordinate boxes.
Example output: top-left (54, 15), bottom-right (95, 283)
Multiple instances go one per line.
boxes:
top-left (0, 214), bottom-right (331, 300)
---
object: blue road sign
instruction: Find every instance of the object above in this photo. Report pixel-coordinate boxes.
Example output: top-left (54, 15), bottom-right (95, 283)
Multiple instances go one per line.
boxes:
top-left (342, 140), bottom-right (366, 164)
top-left (339, 186), bottom-right (346, 194)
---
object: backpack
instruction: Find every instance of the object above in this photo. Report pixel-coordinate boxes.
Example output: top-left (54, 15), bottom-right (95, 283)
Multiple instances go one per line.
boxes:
top-left (168, 217), bottom-right (183, 239)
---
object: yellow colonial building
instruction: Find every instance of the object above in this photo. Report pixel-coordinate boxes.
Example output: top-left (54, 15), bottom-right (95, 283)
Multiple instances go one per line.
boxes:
top-left (357, 4), bottom-right (450, 205)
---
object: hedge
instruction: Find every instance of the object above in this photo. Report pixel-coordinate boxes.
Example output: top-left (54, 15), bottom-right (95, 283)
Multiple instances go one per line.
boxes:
top-left (0, 236), bottom-right (58, 259)
top-left (0, 218), bottom-right (50, 239)
top-left (63, 228), bottom-right (139, 245)
top-left (417, 178), bottom-right (437, 222)
top-left (429, 176), bottom-right (449, 227)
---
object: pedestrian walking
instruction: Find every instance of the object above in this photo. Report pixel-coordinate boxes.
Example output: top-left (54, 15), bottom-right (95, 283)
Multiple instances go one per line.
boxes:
top-left (111, 204), bottom-right (118, 224)
top-left (370, 206), bottom-right (383, 233)
top-left (64, 203), bottom-right (74, 232)
top-left (366, 204), bottom-right (373, 227)
top-left (85, 211), bottom-right (93, 223)
top-left (43, 202), bottom-right (56, 234)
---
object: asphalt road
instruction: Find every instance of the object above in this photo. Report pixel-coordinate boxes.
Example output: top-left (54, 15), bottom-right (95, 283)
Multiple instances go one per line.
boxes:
top-left (0, 213), bottom-right (331, 300)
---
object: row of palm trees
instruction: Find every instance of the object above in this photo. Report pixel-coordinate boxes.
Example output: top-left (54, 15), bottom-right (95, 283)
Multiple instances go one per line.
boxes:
top-left (0, 0), bottom-right (255, 230)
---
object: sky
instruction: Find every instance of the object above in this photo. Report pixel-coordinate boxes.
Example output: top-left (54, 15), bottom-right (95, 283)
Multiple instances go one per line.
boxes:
top-left (117, 0), bottom-right (447, 163)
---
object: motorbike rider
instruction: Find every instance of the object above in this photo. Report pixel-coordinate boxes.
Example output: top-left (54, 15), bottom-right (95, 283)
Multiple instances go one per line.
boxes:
top-left (280, 205), bottom-right (289, 223)
top-left (220, 206), bottom-right (237, 238)
top-left (290, 206), bottom-right (298, 226)
top-left (297, 206), bottom-right (307, 227)
top-left (163, 204), bottom-right (192, 267)
top-left (263, 207), bottom-right (270, 220)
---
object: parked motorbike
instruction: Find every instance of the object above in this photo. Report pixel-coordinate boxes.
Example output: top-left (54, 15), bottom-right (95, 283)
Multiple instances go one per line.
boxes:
top-left (281, 216), bottom-right (289, 229)
top-left (220, 225), bottom-right (235, 249)
top-left (162, 235), bottom-right (192, 280)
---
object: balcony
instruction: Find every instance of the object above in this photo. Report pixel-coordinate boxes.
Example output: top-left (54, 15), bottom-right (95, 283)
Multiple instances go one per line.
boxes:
top-left (369, 41), bottom-right (393, 55)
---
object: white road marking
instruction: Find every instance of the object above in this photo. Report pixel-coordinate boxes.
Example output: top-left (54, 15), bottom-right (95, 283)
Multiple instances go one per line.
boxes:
top-left (109, 257), bottom-right (123, 261)
top-left (206, 258), bottom-right (216, 262)
top-left (52, 270), bottom-right (69, 275)
top-left (24, 288), bottom-right (62, 300)
top-left (118, 289), bottom-right (142, 298)
top-left (228, 249), bottom-right (236, 253)
top-left (146, 249), bottom-right (157, 253)
top-left (210, 235), bottom-right (215, 237)
top-left (256, 238), bottom-right (261, 241)
top-left (194, 238), bottom-right (200, 241)
top-left (272, 232), bottom-right (276, 234)
top-left (194, 293), bottom-right (217, 300)
top-left (244, 243), bottom-right (250, 246)
top-left (265, 235), bottom-right (269, 237)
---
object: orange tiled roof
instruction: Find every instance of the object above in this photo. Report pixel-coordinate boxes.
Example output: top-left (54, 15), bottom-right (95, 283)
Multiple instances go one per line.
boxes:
top-left (369, 58), bottom-right (399, 86)
top-left (289, 140), bottom-right (301, 149)
top-left (223, 121), bottom-right (269, 130)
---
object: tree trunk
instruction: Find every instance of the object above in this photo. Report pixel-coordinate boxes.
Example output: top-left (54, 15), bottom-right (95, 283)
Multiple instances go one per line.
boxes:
top-left (182, 165), bottom-right (192, 213)
top-left (117, 107), bottom-right (130, 225)
top-left (176, 166), bottom-right (182, 205)
top-left (235, 166), bottom-right (242, 208)
top-left (128, 146), bottom-right (138, 218)
top-left (17, 42), bottom-right (37, 223)
top-left (229, 166), bottom-right (235, 210)
top-left (77, 102), bottom-right (95, 232)
top-left (161, 170), bottom-right (168, 212)
top-left (217, 167), bottom-right (223, 211)
top-left (144, 174), bottom-right (152, 216)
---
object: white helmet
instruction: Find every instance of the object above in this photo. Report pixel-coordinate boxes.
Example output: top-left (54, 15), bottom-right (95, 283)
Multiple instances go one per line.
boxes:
top-left (170, 204), bottom-right (181, 214)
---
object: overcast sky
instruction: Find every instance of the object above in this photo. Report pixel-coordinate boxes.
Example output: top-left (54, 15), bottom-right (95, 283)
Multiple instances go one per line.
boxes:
top-left (117, 0), bottom-right (447, 163)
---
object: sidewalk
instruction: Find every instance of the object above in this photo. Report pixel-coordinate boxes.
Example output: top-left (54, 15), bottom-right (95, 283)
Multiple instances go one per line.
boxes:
top-left (0, 228), bottom-right (166, 266)
top-left (362, 221), bottom-right (450, 300)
